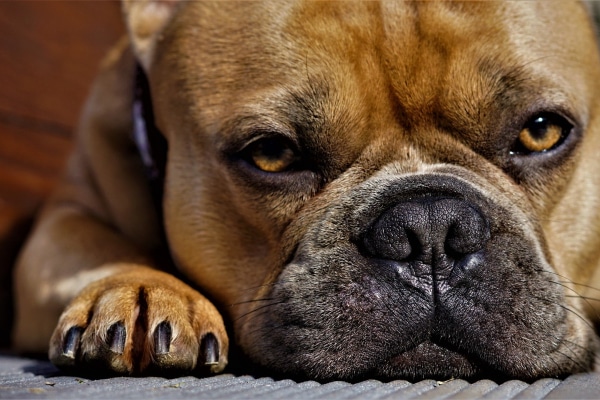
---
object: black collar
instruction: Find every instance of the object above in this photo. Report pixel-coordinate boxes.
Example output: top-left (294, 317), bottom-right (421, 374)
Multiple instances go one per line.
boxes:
top-left (132, 64), bottom-right (168, 208)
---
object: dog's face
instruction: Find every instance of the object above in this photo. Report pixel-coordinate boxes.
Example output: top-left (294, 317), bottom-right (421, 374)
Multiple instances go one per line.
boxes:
top-left (131, 1), bottom-right (600, 380)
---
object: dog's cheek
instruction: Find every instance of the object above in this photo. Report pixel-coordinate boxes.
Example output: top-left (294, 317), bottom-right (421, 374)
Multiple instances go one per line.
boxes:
top-left (161, 167), bottom-right (278, 314)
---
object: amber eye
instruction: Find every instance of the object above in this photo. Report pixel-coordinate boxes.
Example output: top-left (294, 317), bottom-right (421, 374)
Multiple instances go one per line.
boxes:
top-left (515, 113), bottom-right (572, 154)
top-left (246, 137), bottom-right (299, 172)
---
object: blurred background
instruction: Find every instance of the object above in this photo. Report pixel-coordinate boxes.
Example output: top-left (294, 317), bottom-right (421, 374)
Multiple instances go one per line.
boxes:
top-left (0, 0), bottom-right (124, 348)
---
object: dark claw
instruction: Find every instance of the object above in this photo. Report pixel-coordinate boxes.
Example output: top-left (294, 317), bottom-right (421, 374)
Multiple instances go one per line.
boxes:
top-left (63, 326), bottom-right (83, 358)
top-left (107, 322), bottom-right (126, 354)
top-left (154, 321), bottom-right (172, 355)
top-left (200, 333), bottom-right (219, 366)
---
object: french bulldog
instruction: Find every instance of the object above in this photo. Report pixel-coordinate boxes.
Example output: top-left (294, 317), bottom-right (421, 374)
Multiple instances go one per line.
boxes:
top-left (12, 0), bottom-right (600, 382)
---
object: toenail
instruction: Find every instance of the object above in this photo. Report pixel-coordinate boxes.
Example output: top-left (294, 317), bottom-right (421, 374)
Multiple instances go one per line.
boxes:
top-left (154, 321), bottom-right (172, 355)
top-left (200, 333), bottom-right (220, 366)
top-left (107, 322), bottom-right (126, 354)
top-left (63, 326), bottom-right (83, 358)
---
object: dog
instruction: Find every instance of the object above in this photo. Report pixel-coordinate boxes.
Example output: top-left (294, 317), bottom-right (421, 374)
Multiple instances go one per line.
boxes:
top-left (11, 0), bottom-right (600, 382)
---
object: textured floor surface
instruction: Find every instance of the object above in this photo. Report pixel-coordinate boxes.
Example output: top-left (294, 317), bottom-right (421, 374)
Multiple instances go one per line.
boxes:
top-left (1, 354), bottom-right (599, 399)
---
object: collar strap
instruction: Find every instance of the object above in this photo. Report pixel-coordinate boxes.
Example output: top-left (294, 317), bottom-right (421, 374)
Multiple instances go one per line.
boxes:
top-left (132, 64), bottom-right (168, 207)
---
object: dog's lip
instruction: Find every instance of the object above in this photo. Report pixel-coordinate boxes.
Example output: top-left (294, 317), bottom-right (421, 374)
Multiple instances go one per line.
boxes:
top-left (382, 341), bottom-right (482, 380)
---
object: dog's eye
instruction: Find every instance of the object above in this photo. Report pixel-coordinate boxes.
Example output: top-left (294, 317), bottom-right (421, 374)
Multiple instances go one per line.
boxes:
top-left (513, 113), bottom-right (573, 154)
top-left (246, 137), bottom-right (299, 172)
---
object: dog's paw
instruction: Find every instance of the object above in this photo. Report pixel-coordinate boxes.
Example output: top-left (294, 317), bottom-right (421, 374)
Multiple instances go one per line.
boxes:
top-left (48, 267), bottom-right (228, 375)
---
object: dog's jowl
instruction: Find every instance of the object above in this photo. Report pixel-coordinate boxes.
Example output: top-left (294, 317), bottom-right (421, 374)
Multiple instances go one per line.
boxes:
top-left (12, 1), bottom-right (600, 381)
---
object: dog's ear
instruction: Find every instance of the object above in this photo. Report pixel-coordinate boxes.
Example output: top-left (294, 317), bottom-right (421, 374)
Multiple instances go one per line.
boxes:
top-left (583, 1), bottom-right (600, 41)
top-left (122, 0), bottom-right (181, 71)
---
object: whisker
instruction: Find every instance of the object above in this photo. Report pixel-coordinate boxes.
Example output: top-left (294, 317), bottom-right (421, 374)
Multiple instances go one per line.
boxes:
top-left (564, 281), bottom-right (600, 293)
top-left (542, 327), bottom-right (595, 359)
top-left (565, 295), bottom-right (600, 302)
top-left (235, 282), bottom-right (279, 295)
top-left (533, 295), bottom-right (596, 331)
top-left (537, 269), bottom-right (600, 293)
top-left (229, 297), bottom-right (279, 307)
top-left (541, 276), bottom-right (600, 322)
top-left (552, 349), bottom-right (589, 374)
top-left (560, 338), bottom-right (597, 358)
top-left (235, 299), bottom-right (287, 323)
top-left (244, 322), bottom-right (290, 341)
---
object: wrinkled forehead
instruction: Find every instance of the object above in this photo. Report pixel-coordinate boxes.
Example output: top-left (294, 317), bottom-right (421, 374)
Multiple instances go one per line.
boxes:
top-left (379, 1), bottom-right (597, 121)
top-left (154, 1), bottom-right (598, 134)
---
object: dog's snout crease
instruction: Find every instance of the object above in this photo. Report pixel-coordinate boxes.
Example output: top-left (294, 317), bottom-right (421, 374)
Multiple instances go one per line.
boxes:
top-left (363, 197), bottom-right (490, 282)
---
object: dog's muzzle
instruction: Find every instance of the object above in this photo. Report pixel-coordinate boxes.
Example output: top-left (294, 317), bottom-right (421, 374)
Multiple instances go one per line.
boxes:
top-left (361, 196), bottom-right (491, 297)
top-left (240, 172), bottom-right (593, 381)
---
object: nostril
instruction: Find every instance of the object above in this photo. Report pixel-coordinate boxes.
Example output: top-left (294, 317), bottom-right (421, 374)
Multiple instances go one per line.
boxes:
top-left (447, 251), bottom-right (486, 287)
top-left (443, 203), bottom-right (490, 258)
top-left (362, 201), bottom-right (429, 262)
top-left (361, 197), bottom-right (490, 265)
top-left (363, 225), bottom-right (413, 261)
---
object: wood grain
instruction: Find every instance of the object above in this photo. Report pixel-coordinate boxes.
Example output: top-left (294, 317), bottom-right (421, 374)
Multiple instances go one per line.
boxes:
top-left (0, 0), bottom-right (124, 347)
top-left (0, 0), bottom-right (124, 212)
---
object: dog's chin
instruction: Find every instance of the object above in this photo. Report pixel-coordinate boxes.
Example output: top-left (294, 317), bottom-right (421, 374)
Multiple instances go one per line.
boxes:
top-left (245, 340), bottom-right (492, 382)
top-left (377, 342), bottom-right (482, 381)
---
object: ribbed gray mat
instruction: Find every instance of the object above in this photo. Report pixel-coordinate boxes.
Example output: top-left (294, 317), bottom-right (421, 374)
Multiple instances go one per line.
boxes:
top-left (1, 355), bottom-right (599, 399)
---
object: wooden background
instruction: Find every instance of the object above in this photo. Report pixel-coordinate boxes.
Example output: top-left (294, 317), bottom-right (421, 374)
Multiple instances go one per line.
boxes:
top-left (0, 1), bottom-right (124, 347)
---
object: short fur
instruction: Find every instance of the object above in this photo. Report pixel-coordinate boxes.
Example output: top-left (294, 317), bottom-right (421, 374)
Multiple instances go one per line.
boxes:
top-left (13, 0), bottom-right (600, 381)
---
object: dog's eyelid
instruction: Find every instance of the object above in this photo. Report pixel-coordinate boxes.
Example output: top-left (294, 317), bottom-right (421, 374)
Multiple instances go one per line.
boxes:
top-left (244, 130), bottom-right (299, 149)
top-left (221, 117), bottom-right (299, 155)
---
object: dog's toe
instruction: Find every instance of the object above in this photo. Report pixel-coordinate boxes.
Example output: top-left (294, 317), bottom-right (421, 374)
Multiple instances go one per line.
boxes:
top-left (48, 269), bottom-right (228, 376)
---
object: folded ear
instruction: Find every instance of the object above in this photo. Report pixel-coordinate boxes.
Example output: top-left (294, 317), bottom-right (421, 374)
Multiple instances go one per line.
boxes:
top-left (122, 0), bottom-right (181, 70)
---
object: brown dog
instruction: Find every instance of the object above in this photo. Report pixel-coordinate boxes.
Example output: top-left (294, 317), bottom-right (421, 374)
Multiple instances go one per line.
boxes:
top-left (12, 0), bottom-right (600, 381)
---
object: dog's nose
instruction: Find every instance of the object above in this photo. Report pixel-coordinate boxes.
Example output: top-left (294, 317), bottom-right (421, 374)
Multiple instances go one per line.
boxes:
top-left (363, 197), bottom-right (490, 270)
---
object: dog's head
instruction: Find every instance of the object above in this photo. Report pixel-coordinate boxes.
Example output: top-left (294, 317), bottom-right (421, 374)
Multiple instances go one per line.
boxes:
top-left (124, 1), bottom-right (600, 381)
